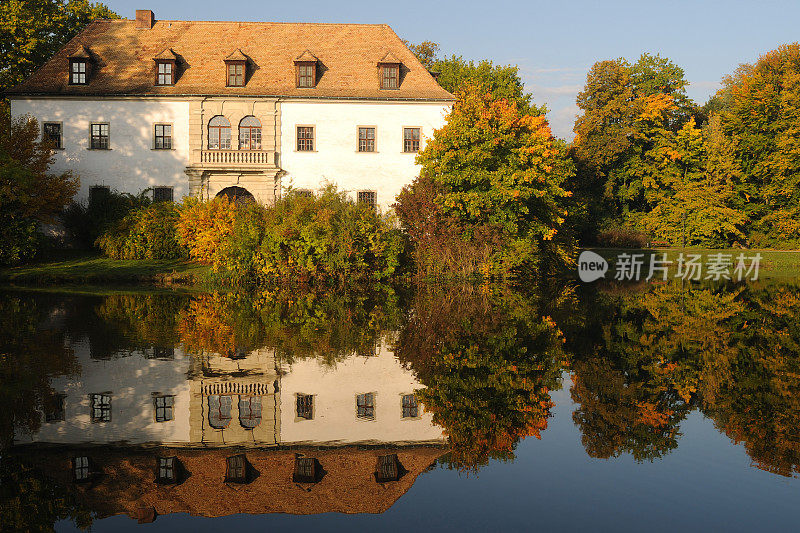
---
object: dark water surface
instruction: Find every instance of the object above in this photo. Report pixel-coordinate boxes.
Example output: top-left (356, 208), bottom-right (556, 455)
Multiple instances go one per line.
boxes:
top-left (1, 279), bottom-right (799, 531)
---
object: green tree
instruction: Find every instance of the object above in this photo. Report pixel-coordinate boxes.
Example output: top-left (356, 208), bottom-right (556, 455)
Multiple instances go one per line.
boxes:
top-left (0, 114), bottom-right (79, 263)
top-left (715, 43), bottom-right (800, 247)
top-left (405, 85), bottom-right (574, 277)
top-left (0, 0), bottom-right (118, 97)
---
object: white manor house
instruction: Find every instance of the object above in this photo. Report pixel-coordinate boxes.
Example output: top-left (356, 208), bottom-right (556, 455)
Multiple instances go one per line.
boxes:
top-left (7, 10), bottom-right (454, 210)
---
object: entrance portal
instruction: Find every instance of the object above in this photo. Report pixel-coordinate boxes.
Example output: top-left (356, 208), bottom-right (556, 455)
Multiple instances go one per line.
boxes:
top-left (216, 186), bottom-right (255, 204)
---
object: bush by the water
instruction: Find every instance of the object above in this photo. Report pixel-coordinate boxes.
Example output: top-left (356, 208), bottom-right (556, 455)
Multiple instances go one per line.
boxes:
top-left (96, 201), bottom-right (186, 260)
top-left (95, 185), bottom-right (403, 285)
top-left (179, 187), bottom-right (403, 285)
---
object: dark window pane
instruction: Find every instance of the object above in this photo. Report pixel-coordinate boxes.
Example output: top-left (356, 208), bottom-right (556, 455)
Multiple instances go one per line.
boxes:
top-left (297, 126), bottom-right (314, 151)
top-left (402, 394), bottom-right (418, 418)
top-left (296, 394), bottom-right (313, 419)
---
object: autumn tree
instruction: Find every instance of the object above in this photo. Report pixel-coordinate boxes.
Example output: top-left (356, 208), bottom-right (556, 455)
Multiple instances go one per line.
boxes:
top-left (0, 115), bottom-right (79, 263)
top-left (714, 43), bottom-right (800, 247)
top-left (397, 85), bottom-right (574, 278)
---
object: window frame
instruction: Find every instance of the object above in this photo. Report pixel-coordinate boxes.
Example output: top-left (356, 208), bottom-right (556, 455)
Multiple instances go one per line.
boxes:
top-left (295, 61), bottom-right (317, 88)
top-left (207, 116), bottom-right (232, 150)
top-left (73, 456), bottom-right (91, 483)
top-left (403, 127), bottom-right (421, 153)
top-left (156, 456), bottom-right (178, 484)
top-left (296, 125), bottom-right (315, 152)
top-left (155, 60), bottom-right (176, 86)
top-left (380, 64), bottom-right (400, 90)
top-left (208, 394), bottom-right (232, 429)
top-left (90, 393), bottom-right (111, 423)
top-left (357, 126), bottom-right (377, 153)
top-left (296, 393), bottom-right (314, 420)
top-left (357, 190), bottom-right (377, 212)
top-left (225, 454), bottom-right (248, 483)
top-left (89, 122), bottom-right (110, 150)
top-left (43, 121), bottom-right (63, 149)
top-left (238, 116), bottom-right (262, 150)
top-left (238, 395), bottom-right (262, 429)
top-left (226, 60), bottom-right (246, 87)
top-left (356, 392), bottom-right (376, 421)
top-left (401, 393), bottom-right (419, 418)
top-left (153, 394), bottom-right (174, 422)
top-left (69, 59), bottom-right (89, 85)
top-left (153, 123), bottom-right (173, 150)
top-left (44, 393), bottom-right (66, 423)
top-left (88, 185), bottom-right (110, 205)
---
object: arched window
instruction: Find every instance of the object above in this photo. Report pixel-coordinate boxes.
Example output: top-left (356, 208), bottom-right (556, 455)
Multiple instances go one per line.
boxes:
top-left (208, 115), bottom-right (231, 149)
top-left (239, 116), bottom-right (261, 150)
top-left (208, 395), bottom-right (232, 429)
top-left (238, 396), bottom-right (262, 429)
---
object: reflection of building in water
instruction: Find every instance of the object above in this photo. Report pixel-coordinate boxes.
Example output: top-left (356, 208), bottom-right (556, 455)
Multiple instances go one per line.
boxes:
top-left (13, 335), bottom-right (446, 520)
top-left (17, 335), bottom-right (444, 447)
top-left (14, 445), bottom-right (445, 519)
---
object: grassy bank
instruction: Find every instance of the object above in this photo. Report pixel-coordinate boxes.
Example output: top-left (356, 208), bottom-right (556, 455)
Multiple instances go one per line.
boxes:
top-left (590, 248), bottom-right (800, 279)
top-left (0, 252), bottom-right (210, 286)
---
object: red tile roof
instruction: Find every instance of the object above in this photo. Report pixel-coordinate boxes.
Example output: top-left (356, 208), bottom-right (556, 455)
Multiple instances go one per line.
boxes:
top-left (8, 19), bottom-right (454, 101)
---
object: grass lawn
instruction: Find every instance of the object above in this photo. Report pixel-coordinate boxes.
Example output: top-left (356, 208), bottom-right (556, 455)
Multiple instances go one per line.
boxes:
top-left (589, 248), bottom-right (800, 279)
top-left (0, 251), bottom-right (210, 287)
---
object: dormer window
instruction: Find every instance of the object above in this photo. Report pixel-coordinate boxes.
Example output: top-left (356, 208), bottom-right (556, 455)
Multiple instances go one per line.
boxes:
top-left (70, 59), bottom-right (88, 84)
top-left (153, 49), bottom-right (179, 86)
top-left (156, 62), bottom-right (173, 85)
top-left (225, 49), bottom-right (249, 87)
top-left (294, 50), bottom-right (318, 88)
top-left (227, 62), bottom-right (244, 86)
top-left (68, 45), bottom-right (92, 85)
top-left (377, 52), bottom-right (402, 90)
top-left (382, 64), bottom-right (399, 89)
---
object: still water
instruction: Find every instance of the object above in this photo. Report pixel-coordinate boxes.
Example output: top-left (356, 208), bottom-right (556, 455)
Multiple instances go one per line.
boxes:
top-left (1, 279), bottom-right (799, 531)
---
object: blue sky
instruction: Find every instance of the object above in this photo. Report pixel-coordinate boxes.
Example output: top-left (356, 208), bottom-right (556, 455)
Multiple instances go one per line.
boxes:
top-left (105, 0), bottom-right (800, 139)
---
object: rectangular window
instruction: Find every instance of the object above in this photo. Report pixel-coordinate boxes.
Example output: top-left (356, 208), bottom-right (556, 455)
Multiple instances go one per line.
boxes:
top-left (154, 395), bottom-right (174, 422)
top-left (90, 123), bottom-right (109, 149)
top-left (358, 127), bottom-right (376, 152)
top-left (70, 60), bottom-right (87, 85)
top-left (153, 186), bottom-right (174, 203)
top-left (90, 393), bottom-right (111, 422)
top-left (43, 122), bottom-right (62, 149)
top-left (293, 457), bottom-right (317, 483)
top-left (402, 394), bottom-right (418, 418)
top-left (297, 64), bottom-right (315, 88)
top-left (296, 394), bottom-right (314, 420)
top-left (88, 185), bottom-right (110, 205)
top-left (73, 456), bottom-right (90, 482)
top-left (295, 189), bottom-right (314, 198)
top-left (357, 191), bottom-right (377, 211)
top-left (296, 126), bottom-right (314, 151)
top-left (157, 457), bottom-right (177, 483)
top-left (376, 454), bottom-right (400, 482)
top-left (154, 124), bottom-right (172, 149)
top-left (44, 393), bottom-right (66, 422)
top-left (382, 65), bottom-right (399, 89)
top-left (156, 62), bottom-right (173, 85)
top-left (357, 392), bottom-right (375, 420)
top-left (404, 127), bottom-right (420, 153)
top-left (227, 63), bottom-right (244, 86)
top-left (226, 454), bottom-right (247, 483)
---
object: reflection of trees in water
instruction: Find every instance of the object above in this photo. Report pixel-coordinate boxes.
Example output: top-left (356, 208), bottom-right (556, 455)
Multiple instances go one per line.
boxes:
top-left (395, 284), bottom-right (567, 471)
top-left (568, 279), bottom-right (800, 476)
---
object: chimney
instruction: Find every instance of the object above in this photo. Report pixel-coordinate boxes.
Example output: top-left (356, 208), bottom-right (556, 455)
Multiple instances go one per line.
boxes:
top-left (135, 10), bottom-right (154, 29)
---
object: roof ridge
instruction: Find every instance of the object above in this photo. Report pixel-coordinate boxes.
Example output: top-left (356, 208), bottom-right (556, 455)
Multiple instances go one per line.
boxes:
top-left (119, 19), bottom-right (391, 26)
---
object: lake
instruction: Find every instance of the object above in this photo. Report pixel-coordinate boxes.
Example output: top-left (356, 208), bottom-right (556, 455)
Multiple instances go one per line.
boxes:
top-left (2, 278), bottom-right (799, 531)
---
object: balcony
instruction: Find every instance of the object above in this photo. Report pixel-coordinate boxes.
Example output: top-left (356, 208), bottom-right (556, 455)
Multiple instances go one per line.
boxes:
top-left (195, 149), bottom-right (275, 169)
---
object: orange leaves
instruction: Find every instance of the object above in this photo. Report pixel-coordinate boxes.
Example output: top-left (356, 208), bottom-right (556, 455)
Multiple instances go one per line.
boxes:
top-left (176, 196), bottom-right (237, 266)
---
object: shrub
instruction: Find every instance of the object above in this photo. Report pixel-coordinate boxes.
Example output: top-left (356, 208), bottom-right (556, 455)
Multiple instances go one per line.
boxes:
top-left (177, 186), bottom-right (403, 286)
top-left (96, 201), bottom-right (186, 260)
top-left (62, 189), bottom-right (151, 249)
top-left (596, 226), bottom-right (649, 248)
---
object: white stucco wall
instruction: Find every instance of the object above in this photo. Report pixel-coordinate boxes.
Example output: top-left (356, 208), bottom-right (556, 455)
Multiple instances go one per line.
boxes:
top-left (16, 342), bottom-right (192, 445)
top-left (10, 97), bottom-right (191, 201)
top-left (279, 341), bottom-right (445, 445)
top-left (280, 100), bottom-right (451, 210)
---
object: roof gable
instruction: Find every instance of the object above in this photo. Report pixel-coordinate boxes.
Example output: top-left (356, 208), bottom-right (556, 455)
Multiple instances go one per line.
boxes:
top-left (8, 19), bottom-right (454, 100)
